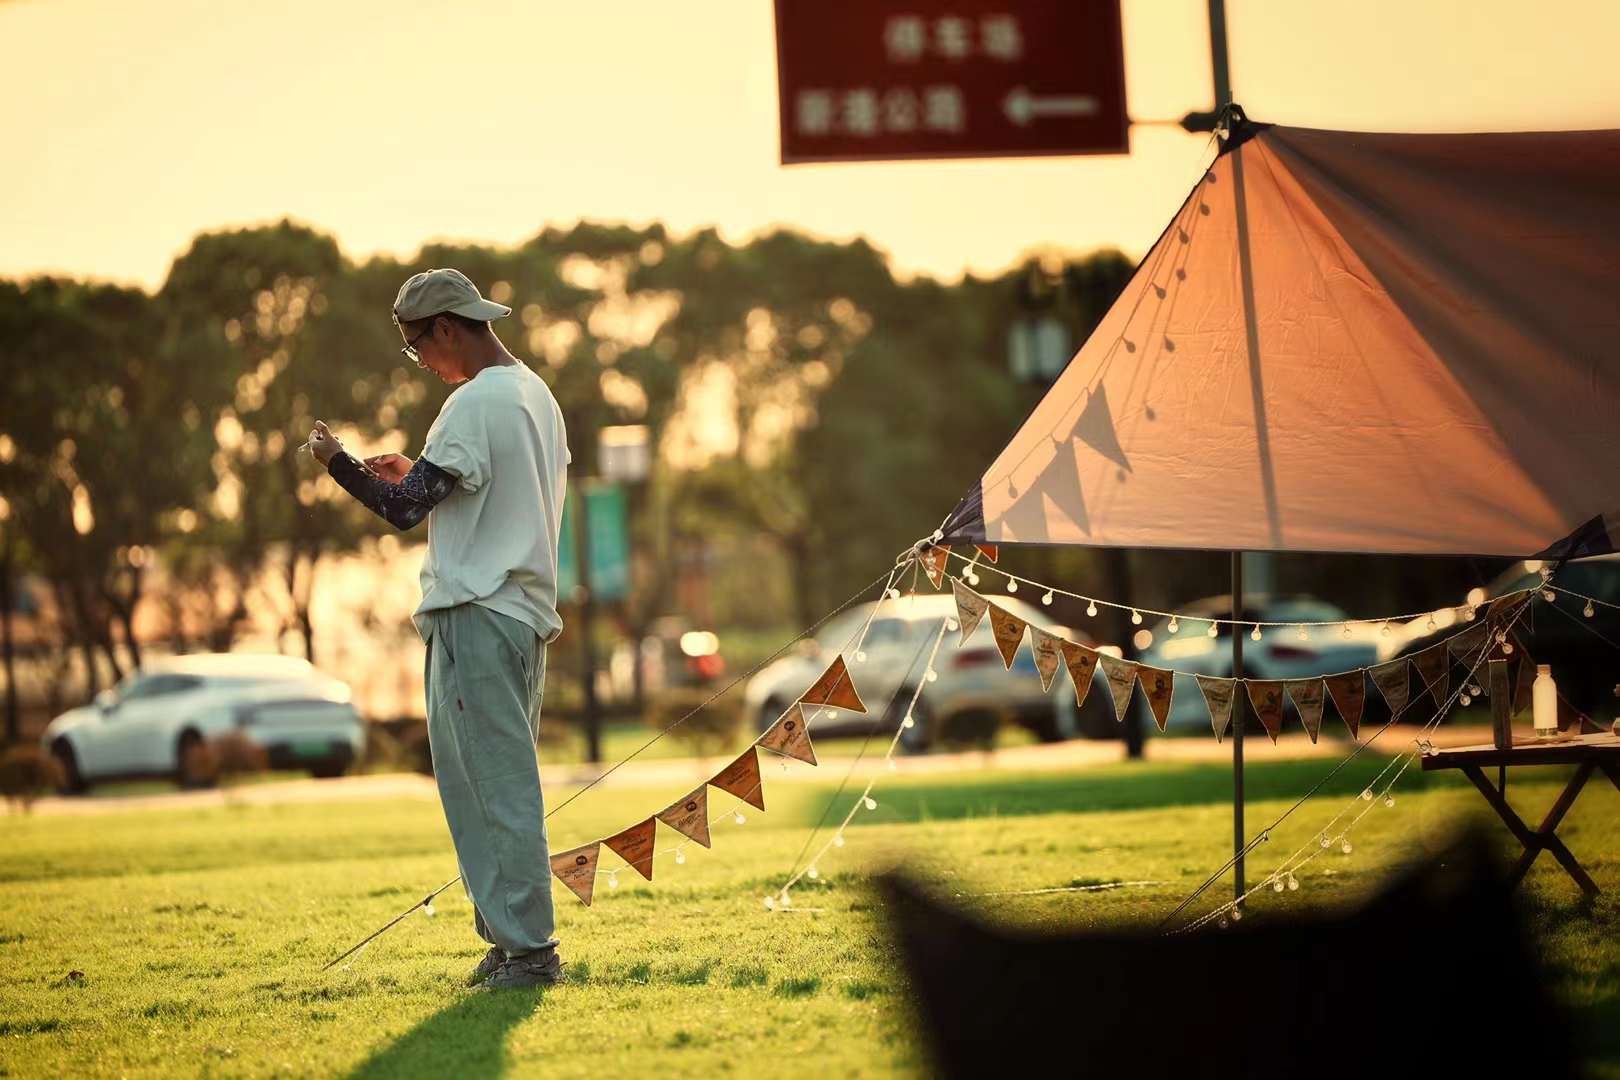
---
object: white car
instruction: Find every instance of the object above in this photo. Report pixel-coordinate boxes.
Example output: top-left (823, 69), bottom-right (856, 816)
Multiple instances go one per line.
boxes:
top-left (41, 653), bottom-right (364, 792)
top-left (743, 592), bottom-right (1112, 751)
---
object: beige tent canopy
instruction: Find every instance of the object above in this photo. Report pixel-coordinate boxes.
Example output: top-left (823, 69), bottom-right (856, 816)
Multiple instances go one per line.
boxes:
top-left (940, 120), bottom-right (1620, 559)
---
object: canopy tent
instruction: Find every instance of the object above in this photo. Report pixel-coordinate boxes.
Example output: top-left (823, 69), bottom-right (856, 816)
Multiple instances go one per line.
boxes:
top-left (939, 120), bottom-right (1620, 559)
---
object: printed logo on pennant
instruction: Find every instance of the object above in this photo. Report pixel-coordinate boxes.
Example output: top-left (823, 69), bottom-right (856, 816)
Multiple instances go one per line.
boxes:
top-left (1411, 643), bottom-right (1451, 706)
top-left (1196, 675), bottom-right (1236, 741)
top-left (951, 577), bottom-right (990, 645)
top-left (604, 818), bottom-right (657, 882)
top-left (1369, 659), bottom-right (1410, 718)
top-left (550, 842), bottom-right (601, 906)
top-left (1059, 639), bottom-right (1100, 711)
top-left (988, 604), bottom-right (1028, 670)
top-left (759, 704), bottom-right (818, 766)
top-left (1140, 666), bottom-right (1174, 732)
top-left (657, 786), bottom-right (712, 849)
top-left (1286, 679), bottom-right (1326, 744)
top-left (921, 545), bottom-right (949, 589)
top-left (1029, 626), bottom-right (1064, 693)
top-left (710, 746), bottom-right (766, 812)
top-left (798, 655), bottom-right (867, 714)
top-left (1246, 680), bottom-right (1285, 743)
top-left (1098, 653), bottom-right (1140, 724)
top-left (1323, 671), bottom-right (1367, 739)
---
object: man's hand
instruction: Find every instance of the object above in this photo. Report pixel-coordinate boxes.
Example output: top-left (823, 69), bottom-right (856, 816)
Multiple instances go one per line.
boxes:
top-left (363, 453), bottom-right (414, 484)
top-left (307, 420), bottom-right (343, 467)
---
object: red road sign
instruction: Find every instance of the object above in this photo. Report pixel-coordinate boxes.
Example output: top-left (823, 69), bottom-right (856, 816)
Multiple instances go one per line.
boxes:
top-left (774, 0), bottom-right (1128, 164)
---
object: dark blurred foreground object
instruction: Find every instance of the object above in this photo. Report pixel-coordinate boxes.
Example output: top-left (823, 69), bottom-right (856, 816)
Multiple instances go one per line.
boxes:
top-left (881, 831), bottom-right (1575, 1079)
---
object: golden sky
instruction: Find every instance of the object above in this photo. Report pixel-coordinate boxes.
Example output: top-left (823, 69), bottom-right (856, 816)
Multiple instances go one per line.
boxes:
top-left (4, 0), bottom-right (1618, 290)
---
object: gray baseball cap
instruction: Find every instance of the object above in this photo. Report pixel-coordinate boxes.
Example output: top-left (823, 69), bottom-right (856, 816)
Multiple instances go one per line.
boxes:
top-left (392, 268), bottom-right (512, 323)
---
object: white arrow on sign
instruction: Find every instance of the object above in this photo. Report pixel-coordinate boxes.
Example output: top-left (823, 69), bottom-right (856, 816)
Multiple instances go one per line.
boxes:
top-left (1003, 86), bottom-right (1101, 127)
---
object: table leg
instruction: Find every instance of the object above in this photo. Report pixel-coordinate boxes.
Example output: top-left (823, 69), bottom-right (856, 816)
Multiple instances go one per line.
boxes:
top-left (1601, 761), bottom-right (1620, 794)
top-left (1462, 762), bottom-right (1600, 897)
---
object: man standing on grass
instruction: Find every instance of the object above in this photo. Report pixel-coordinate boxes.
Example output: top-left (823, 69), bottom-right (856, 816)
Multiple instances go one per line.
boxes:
top-left (306, 268), bottom-right (571, 991)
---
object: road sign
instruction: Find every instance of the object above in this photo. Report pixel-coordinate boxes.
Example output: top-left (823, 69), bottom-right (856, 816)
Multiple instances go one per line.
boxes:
top-left (558, 484), bottom-right (631, 603)
top-left (775, 0), bottom-right (1128, 164)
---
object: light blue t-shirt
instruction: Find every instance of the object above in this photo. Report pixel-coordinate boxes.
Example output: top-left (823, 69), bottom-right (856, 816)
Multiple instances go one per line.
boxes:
top-left (411, 362), bottom-right (570, 645)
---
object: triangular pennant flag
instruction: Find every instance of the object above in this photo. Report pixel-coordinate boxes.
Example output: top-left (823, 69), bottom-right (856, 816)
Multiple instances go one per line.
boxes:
top-left (798, 655), bottom-right (866, 714)
top-left (1324, 671), bottom-right (1368, 739)
top-left (1029, 626), bottom-right (1064, 693)
top-left (988, 604), bottom-right (1028, 670)
top-left (1286, 679), bottom-right (1327, 744)
top-left (1447, 622), bottom-right (1488, 662)
top-left (974, 543), bottom-right (999, 563)
top-left (1246, 680), bottom-right (1286, 743)
top-left (1098, 653), bottom-right (1140, 724)
top-left (710, 747), bottom-right (766, 812)
top-left (1411, 643), bottom-right (1451, 705)
top-left (1139, 666), bottom-right (1174, 732)
top-left (920, 545), bottom-right (949, 589)
top-left (604, 818), bottom-right (657, 882)
top-left (1196, 675), bottom-right (1236, 741)
top-left (1369, 659), bottom-right (1410, 718)
top-left (550, 842), bottom-right (601, 906)
top-left (758, 704), bottom-right (818, 766)
top-left (951, 577), bottom-right (990, 645)
top-left (1059, 639), bottom-right (1100, 711)
top-left (656, 786), bottom-right (712, 849)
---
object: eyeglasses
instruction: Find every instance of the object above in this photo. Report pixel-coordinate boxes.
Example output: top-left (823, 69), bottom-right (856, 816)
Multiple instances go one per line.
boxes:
top-left (400, 320), bottom-right (437, 365)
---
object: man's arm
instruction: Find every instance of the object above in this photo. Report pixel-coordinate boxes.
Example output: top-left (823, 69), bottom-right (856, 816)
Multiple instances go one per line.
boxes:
top-left (327, 451), bottom-right (458, 530)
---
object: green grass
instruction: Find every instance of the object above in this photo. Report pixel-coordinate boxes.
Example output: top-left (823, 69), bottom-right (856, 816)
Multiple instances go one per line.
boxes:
top-left (1, 757), bottom-right (1617, 1078)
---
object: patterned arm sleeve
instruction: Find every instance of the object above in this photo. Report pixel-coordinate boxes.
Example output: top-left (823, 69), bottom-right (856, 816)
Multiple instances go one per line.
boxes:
top-left (326, 451), bottom-right (457, 531)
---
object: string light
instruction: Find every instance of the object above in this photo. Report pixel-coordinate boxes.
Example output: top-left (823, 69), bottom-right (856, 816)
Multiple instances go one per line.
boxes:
top-left (1459, 692), bottom-right (1472, 706)
top-left (1168, 616), bottom-right (1180, 634)
top-left (1286, 873), bottom-right (1299, 891)
top-left (1585, 600), bottom-right (1596, 618)
top-left (1250, 625), bottom-right (1262, 641)
top-left (833, 834), bottom-right (845, 848)
top-left (763, 896), bottom-right (776, 911)
top-left (1340, 839), bottom-right (1353, 855)
top-left (1361, 788), bottom-right (1373, 801)
top-left (1383, 794), bottom-right (1395, 808)
top-left (807, 866), bottom-right (819, 880)
top-left (675, 849), bottom-right (686, 865)
top-left (1426, 614), bottom-right (1437, 631)
top-left (1007, 578), bottom-right (1018, 594)
top-left (1380, 621), bottom-right (1391, 637)
top-left (888, 759), bottom-right (898, 772)
top-left (608, 872), bottom-right (619, 891)
top-left (734, 810), bottom-right (747, 825)
top-left (1131, 610), bottom-right (1143, 625)
top-left (422, 901), bottom-right (435, 917)
top-left (1296, 625), bottom-right (1308, 641)
top-left (1342, 623), bottom-right (1352, 638)
top-left (1230, 907), bottom-right (1242, 921)
top-left (902, 713), bottom-right (915, 729)
top-left (1086, 600), bottom-right (1098, 617)
top-left (1542, 588), bottom-right (1557, 603)
top-left (1042, 590), bottom-right (1054, 606)
top-left (946, 617), bottom-right (959, 632)
top-left (855, 650), bottom-right (868, 663)
top-left (863, 796), bottom-right (877, 810)
top-left (1206, 622), bottom-right (1219, 638)
top-left (924, 668), bottom-right (938, 683)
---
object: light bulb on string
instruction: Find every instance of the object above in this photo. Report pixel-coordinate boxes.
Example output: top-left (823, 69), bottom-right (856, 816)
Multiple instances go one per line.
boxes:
top-left (780, 892), bottom-right (792, 909)
top-left (1272, 878), bottom-right (1285, 893)
top-left (1168, 616), bottom-right (1180, 634)
top-left (423, 901), bottom-right (436, 917)
top-left (887, 759), bottom-right (897, 772)
top-left (855, 650), bottom-right (867, 663)
top-left (833, 834), bottom-right (846, 848)
top-left (1042, 590), bottom-right (1054, 606)
top-left (1206, 622), bottom-right (1219, 638)
top-left (807, 866), bottom-right (819, 880)
top-left (1380, 621), bottom-right (1391, 637)
top-left (1007, 577), bottom-right (1018, 594)
top-left (1086, 600), bottom-right (1098, 617)
top-left (863, 796), bottom-right (877, 810)
top-left (1286, 873), bottom-right (1299, 891)
top-left (1361, 788), bottom-right (1373, 801)
top-left (1384, 794), bottom-right (1395, 808)
top-left (1319, 834), bottom-right (1331, 849)
top-left (1341, 838), bottom-right (1353, 855)
top-left (1426, 614), bottom-right (1437, 631)
top-left (1130, 610), bottom-right (1143, 625)
top-left (1296, 625), bottom-right (1308, 641)
top-left (675, 848), bottom-right (686, 865)
top-left (763, 896), bottom-right (776, 911)
top-left (1230, 907), bottom-right (1243, 922)
top-left (823, 709), bottom-right (837, 720)
top-left (1459, 693), bottom-right (1472, 706)
top-left (1502, 641), bottom-right (1515, 655)
top-left (1469, 684), bottom-right (1482, 696)
top-left (925, 668), bottom-right (938, 683)
top-left (608, 872), bottom-right (618, 891)
top-left (1542, 589), bottom-right (1556, 603)
top-left (902, 713), bottom-right (915, 729)
top-left (1217, 917), bottom-right (1229, 930)
top-left (1585, 600), bottom-right (1596, 618)
top-left (1250, 625), bottom-right (1262, 642)
top-left (734, 810), bottom-right (746, 825)
top-left (1342, 623), bottom-right (1352, 638)
top-left (887, 587), bottom-right (901, 600)
top-left (946, 617), bottom-right (959, 632)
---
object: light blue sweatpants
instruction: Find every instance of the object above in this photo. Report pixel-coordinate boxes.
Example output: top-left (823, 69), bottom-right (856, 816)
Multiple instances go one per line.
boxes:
top-left (421, 602), bottom-right (558, 957)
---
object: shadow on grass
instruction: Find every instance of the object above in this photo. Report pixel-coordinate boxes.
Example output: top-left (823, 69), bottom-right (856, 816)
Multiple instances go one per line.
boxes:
top-left (344, 986), bottom-right (547, 1080)
top-left (787, 756), bottom-right (1485, 827)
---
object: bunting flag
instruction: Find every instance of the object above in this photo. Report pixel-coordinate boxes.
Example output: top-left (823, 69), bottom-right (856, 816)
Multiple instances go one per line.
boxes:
top-left (799, 655), bottom-right (867, 714)
top-left (988, 604), bottom-right (1028, 670)
top-left (1369, 659), bottom-right (1411, 717)
top-left (1411, 643), bottom-right (1451, 705)
top-left (759, 704), bottom-right (818, 765)
top-left (952, 577), bottom-right (990, 644)
top-left (1196, 675), bottom-right (1236, 741)
top-left (921, 545), bottom-right (949, 589)
top-left (1247, 680), bottom-right (1286, 743)
top-left (1098, 653), bottom-right (1140, 724)
top-left (974, 543), bottom-right (999, 563)
top-left (1029, 626), bottom-right (1064, 693)
top-left (1447, 622), bottom-right (1488, 662)
top-left (604, 818), bottom-right (657, 881)
top-left (1323, 671), bottom-right (1368, 738)
top-left (657, 786), bottom-right (713, 849)
top-left (711, 747), bottom-right (767, 812)
top-left (1286, 678), bottom-right (1327, 744)
top-left (1060, 639), bottom-right (1100, 710)
top-left (551, 842), bottom-right (602, 906)
top-left (1139, 666), bottom-right (1175, 732)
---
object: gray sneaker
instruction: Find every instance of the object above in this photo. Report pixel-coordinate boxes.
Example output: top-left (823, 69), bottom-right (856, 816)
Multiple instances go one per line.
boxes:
top-left (467, 946), bottom-right (505, 985)
top-left (476, 947), bottom-right (565, 991)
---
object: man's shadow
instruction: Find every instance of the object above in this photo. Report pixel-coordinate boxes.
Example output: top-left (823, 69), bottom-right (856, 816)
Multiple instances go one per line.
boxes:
top-left (344, 986), bottom-right (549, 1080)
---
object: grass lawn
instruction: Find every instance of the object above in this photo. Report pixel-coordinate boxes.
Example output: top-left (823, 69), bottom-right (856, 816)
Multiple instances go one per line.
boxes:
top-left (1, 755), bottom-right (1616, 1078)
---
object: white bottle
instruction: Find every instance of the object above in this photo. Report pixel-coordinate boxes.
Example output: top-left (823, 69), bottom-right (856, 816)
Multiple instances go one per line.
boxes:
top-left (1532, 664), bottom-right (1559, 739)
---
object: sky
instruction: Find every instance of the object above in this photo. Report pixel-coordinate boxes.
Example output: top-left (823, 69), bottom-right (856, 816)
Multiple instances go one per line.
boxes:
top-left (4, 0), bottom-right (1619, 291)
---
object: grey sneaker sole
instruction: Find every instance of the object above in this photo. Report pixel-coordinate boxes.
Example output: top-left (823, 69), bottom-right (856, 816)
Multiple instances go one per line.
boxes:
top-left (474, 953), bottom-right (566, 992)
top-left (467, 947), bottom-right (505, 985)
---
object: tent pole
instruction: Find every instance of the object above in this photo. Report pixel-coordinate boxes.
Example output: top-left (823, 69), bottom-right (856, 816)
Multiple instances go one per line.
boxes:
top-left (1231, 550), bottom-right (1245, 906)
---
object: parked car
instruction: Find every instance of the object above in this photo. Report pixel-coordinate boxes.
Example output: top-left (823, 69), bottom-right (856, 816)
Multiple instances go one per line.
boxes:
top-left (1131, 595), bottom-right (1383, 735)
top-left (1386, 555), bottom-right (1620, 719)
top-left (743, 592), bottom-right (1115, 751)
top-left (41, 653), bottom-right (364, 793)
